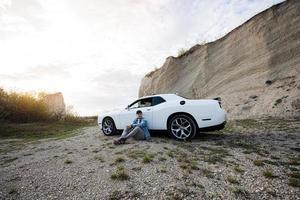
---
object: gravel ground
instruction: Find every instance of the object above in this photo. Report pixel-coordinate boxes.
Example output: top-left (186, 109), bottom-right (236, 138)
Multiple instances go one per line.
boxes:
top-left (0, 118), bottom-right (300, 200)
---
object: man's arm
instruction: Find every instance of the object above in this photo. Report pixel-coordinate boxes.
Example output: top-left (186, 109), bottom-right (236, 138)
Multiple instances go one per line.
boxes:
top-left (131, 119), bottom-right (137, 128)
top-left (135, 119), bottom-right (147, 128)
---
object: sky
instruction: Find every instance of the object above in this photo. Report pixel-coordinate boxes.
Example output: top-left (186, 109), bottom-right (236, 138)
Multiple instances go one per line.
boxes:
top-left (0, 0), bottom-right (284, 116)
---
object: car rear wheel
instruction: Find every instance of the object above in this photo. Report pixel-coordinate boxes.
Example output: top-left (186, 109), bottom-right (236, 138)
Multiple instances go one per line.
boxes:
top-left (102, 117), bottom-right (117, 136)
top-left (168, 114), bottom-right (197, 140)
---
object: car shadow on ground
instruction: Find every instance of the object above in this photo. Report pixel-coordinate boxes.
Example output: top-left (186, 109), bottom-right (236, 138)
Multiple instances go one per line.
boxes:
top-left (148, 130), bottom-right (229, 142)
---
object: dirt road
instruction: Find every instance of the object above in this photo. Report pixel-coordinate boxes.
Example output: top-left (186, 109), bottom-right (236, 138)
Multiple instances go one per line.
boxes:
top-left (0, 118), bottom-right (300, 199)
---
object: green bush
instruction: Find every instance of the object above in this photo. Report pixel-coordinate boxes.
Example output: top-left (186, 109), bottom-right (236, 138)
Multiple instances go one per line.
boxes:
top-left (0, 88), bottom-right (52, 123)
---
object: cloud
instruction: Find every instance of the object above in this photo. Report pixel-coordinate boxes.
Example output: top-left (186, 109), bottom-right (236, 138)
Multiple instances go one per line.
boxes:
top-left (0, 63), bottom-right (71, 81)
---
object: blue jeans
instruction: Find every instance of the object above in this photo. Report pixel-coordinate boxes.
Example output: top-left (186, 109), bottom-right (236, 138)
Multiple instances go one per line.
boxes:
top-left (119, 126), bottom-right (145, 140)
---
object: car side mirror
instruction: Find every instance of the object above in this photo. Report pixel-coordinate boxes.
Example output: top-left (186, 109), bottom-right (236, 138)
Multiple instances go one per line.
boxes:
top-left (125, 105), bottom-right (130, 110)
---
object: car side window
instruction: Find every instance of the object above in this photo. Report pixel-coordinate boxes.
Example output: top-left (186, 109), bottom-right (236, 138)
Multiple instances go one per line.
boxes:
top-left (152, 96), bottom-right (166, 106)
top-left (129, 97), bottom-right (153, 109)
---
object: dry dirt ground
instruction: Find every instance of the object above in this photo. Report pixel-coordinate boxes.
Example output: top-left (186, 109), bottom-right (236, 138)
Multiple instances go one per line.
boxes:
top-left (0, 118), bottom-right (300, 200)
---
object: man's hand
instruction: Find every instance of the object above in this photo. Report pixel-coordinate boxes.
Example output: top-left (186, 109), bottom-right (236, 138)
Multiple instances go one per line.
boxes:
top-left (126, 125), bottom-right (132, 129)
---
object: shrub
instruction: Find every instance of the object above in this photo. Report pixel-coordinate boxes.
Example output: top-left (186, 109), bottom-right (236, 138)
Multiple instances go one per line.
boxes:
top-left (177, 48), bottom-right (188, 57)
top-left (262, 169), bottom-right (276, 178)
top-left (253, 159), bottom-right (264, 166)
top-left (111, 165), bottom-right (130, 181)
top-left (64, 159), bottom-right (72, 164)
top-left (227, 175), bottom-right (238, 184)
top-left (0, 88), bottom-right (51, 123)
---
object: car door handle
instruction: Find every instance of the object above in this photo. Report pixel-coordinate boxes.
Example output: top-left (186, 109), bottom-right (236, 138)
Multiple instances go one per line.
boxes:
top-left (146, 108), bottom-right (151, 111)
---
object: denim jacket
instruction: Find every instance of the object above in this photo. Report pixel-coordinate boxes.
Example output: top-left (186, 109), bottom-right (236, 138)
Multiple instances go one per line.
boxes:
top-left (131, 117), bottom-right (151, 140)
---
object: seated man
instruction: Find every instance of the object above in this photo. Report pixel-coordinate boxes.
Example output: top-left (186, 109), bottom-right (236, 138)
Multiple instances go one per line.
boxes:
top-left (114, 110), bottom-right (151, 145)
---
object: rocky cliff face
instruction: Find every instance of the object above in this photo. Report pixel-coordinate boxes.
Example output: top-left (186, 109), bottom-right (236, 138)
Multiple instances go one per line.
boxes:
top-left (42, 92), bottom-right (66, 118)
top-left (139, 0), bottom-right (300, 119)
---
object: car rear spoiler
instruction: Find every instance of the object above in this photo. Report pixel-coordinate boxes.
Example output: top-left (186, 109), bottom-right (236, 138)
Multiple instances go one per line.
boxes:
top-left (213, 97), bottom-right (222, 107)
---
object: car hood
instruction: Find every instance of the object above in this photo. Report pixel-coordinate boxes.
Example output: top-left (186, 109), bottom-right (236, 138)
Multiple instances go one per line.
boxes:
top-left (98, 108), bottom-right (123, 118)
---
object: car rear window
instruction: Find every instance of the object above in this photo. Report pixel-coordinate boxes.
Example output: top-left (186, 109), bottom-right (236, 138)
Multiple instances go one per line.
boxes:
top-left (152, 96), bottom-right (166, 106)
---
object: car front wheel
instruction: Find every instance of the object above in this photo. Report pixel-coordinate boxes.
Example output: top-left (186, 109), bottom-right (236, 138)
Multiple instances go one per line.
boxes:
top-left (168, 114), bottom-right (197, 140)
top-left (102, 117), bottom-right (117, 136)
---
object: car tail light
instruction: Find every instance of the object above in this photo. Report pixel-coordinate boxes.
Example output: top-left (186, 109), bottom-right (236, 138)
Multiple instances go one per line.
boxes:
top-left (213, 97), bottom-right (222, 108)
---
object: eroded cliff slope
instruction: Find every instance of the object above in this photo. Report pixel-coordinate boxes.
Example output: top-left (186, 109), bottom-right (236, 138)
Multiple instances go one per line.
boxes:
top-left (139, 0), bottom-right (300, 119)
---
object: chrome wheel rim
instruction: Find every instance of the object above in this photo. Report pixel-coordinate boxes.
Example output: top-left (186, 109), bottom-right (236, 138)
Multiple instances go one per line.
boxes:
top-left (103, 119), bottom-right (113, 134)
top-left (171, 117), bottom-right (192, 139)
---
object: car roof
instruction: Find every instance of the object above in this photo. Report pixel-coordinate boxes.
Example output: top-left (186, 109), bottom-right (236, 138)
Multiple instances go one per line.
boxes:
top-left (138, 93), bottom-right (184, 101)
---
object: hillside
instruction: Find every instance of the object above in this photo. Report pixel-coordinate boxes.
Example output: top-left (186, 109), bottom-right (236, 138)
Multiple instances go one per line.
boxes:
top-left (139, 0), bottom-right (300, 119)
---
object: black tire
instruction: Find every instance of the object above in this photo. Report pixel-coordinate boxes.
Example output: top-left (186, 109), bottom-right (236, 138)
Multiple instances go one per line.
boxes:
top-left (167, 114), bottom-right (197, 140)
top-left (102, 117), bottom-right (117, 136)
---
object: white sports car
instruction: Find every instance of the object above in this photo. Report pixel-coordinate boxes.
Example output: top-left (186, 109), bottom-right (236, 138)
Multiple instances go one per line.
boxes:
top-left (98, 94), bottom-right (227, 140)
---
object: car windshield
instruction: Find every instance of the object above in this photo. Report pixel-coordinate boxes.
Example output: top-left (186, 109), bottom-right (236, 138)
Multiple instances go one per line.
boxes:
top-left (129, 97), bottom-right (152, 109)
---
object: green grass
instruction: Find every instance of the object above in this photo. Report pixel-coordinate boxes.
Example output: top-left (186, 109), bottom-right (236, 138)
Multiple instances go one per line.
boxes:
top-left (142, 154), bottom-right (154, 163)
top-left (166, 150), bottom-right (174, 158)
top-left (127, 149), bottom-right (155, 164)
top-left (110, 165), bottom-right (130, 181)
top-left (262, 169), bottom-right (277, 178)
top-left (108, 190), bottom-right (122, 200)
top-left (201, 146), bottom-right (230, 164)
top-left (0, 157), bottom-right (18, 166)
top-left (288, 172), bottom-right (300, 187)
top-left (127, 149), bottom-right (147, 159)
top-left (202, 168), bottom-right (214, 178)
top-left (288, 178), bottom-right (300, 187)
top-left (157, 167), bottom-right (167, 173)
top-left (234, 165), bottom-right (245, 173)
top-left (253, 159), bottom-right (264, 166)
top-left (289, 157), bottom-right (300, 166)
top-left (0, 121), bottom-right (93, 141)
top-left (289, 172), bottom-right (300, 179)
top-left (227, 175), bottom-right (238, 184)
top-left (94, 155), bottom-right (105, 162)
top-left (114, 156), bottom-right (125, 163)
top-left (158, 156), bottom-right (167, 161)
top-left (8, 188), bottom-right (17, 194)
top-left (64, 159), bottom-right (72, 164)
top-left (230, 186), bottom-right (249, 197)
top-left (0, 121), bottom-right (94, 154)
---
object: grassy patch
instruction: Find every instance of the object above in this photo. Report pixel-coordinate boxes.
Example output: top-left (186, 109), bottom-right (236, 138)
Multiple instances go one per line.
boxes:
top-left (158, 156), bottom-right (167, 161)
top-left (234, 165), bottom-right (245, 173)
top-left (175, 150), bottom-right (199, 171)
top-left (202, 168), bottom-right (214, 178)
top-left (131, 166), bottom-right (142, 171)
top-left (288, 178), bottom-right (300, 187)
top-left (262, 169), bottom-right (277, 178)
top-left (64, 159), bottom-right (72, 164)
top-left (166, 150), bottom-right (174, 158)
top-left (114, 156), bottom-right (125, 163)
top-left (94, 155), bottom-right (105, 162)
top-left (289, 157), bottom-right (300, 166)
top-left (0, 121), bottom-right (92, 142)
top-left (289, 172), bottom-right (300, 179)
top-left (288, 172), bottom-right (300, 187)
top-left (8, 188), bottom-right (17, 195)
top-left (142, 154), bottom-right (154, 163)
top-left (111, 165), bottom-right (130, 181)
top-left (253, 159), bottom-right (264, 166)
top-left (109, 190), bottom-right (122, 200)
top-left (201, 146), bottom-right (230, 164)
top-left (127, 149), bottom-right (155, 164)
top-left (227, 175), bottom-right (238, 184)
top-left (1, 157), bottom-right (18, 166)
top-left (229, 186), bottom-right (249, 197)
top-left (127, 149), bottom-right (147, 159)
top-left (157, 166), bottom-right (167, 173)
top-left (114, 151), bottom-right (123, 155)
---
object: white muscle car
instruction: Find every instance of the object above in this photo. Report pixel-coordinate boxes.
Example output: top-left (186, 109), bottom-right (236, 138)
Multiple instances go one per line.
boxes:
top-left (98, 94), bottom-right (227, 140)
